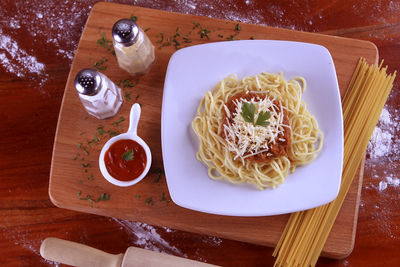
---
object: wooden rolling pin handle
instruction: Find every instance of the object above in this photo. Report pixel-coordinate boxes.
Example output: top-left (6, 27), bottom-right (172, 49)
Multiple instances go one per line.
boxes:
top-left (121, 246), bottom-right (219, 267)
top-left (40, 237), bottom-right (220, 267)
top-left (40, 237), bottom-right (123, 267)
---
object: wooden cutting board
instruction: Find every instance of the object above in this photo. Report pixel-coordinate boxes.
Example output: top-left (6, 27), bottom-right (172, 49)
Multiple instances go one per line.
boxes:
top-left (49, 2), bottom-right (377, 259)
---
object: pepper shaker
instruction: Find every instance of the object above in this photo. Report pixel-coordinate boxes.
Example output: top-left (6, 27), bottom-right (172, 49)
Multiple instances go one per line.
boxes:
top-left (74, 68), bottom-right (123, 120)
top-left (112, 19), bottom-right (155, 76)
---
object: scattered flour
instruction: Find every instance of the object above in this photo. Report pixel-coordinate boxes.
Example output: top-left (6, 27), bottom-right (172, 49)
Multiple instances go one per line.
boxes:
top-left (187, 1), bottom-right (197, 10)
top-left (367, 108), bottom-right (399, 159)
top-left (111, 218), bottom-right (223, 261)
top-left (368, 127), bottom-right (393, 158)
top-left (379, 176), bottom-right (400, 191)
top-left (0, 0), bottom-right (91, 85)
top-left (111, 218), bottom-right (186, 256)
top-left (0, 28), bottom-right (46, 78)
top-left (379, 181), bottom-right (388, 191)
top-left (9, 18), bottom-right (21, 29)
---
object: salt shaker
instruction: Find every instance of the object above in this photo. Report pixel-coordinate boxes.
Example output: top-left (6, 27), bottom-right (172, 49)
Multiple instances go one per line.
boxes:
top-left (112, 19), bottom-right (155, 76)
top-left (74, 68), bottom-right (123, 120)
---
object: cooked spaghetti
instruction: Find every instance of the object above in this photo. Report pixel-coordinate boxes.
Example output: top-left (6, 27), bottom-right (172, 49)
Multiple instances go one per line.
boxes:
top-left (192, 72), bottom-right (323, 189)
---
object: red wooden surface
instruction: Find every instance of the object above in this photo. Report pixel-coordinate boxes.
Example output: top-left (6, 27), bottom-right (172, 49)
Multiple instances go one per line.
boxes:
top-left (0, 1), bottom-right (399, 266)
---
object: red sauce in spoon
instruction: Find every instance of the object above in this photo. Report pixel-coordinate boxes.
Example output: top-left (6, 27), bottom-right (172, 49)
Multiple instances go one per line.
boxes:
top-left (104, 139), bottom-right (147, 181)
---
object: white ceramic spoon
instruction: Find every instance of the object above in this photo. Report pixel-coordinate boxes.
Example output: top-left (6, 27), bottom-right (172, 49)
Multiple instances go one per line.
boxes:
top-left (99, 103), bottom-right (152, 187)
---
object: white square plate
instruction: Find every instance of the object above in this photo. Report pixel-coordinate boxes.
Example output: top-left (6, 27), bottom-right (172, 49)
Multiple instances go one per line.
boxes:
top-left (161, 40), bottom-right (343, 216)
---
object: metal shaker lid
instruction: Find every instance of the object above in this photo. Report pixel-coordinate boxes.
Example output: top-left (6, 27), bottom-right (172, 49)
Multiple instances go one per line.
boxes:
top-left (74, 68), bottom-right (102, 96)
top-left (112, 19), bottom-right (139, 47)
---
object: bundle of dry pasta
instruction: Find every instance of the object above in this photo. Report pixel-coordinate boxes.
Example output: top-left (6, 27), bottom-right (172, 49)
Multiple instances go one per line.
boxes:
top-left (273, 58), bottom-right (396, 266)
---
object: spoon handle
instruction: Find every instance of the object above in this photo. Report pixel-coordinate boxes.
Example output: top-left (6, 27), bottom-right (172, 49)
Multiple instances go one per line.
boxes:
top-left (128, 103), bottom-right (141, 135)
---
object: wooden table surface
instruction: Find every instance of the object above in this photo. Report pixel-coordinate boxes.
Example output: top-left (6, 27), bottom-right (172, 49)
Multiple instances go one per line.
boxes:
top-left (0, 1), bottom-right (398, 266)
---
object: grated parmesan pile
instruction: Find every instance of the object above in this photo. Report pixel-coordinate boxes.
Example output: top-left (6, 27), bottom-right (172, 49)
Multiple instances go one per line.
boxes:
top-left (222, 96), bottom-right (290, 162)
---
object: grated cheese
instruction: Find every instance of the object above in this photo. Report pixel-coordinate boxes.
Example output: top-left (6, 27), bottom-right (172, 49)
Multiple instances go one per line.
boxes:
top-left (223, 96), bottom-right (290, 162)
top-left (223, 104), bottom-right (231, 119)
top-left (255, 75), bottom-right (261, 89)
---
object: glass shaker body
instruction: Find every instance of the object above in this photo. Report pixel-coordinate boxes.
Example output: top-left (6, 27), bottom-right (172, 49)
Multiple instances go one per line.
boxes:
top-left (75, 69), bottom-right (123, 120)
top-left (112, 19), bottom-right (155, 76)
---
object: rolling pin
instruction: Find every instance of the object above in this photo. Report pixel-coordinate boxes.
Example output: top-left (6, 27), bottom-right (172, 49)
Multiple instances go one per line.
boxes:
top-left (40, 237), bottom-right (219, 267)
